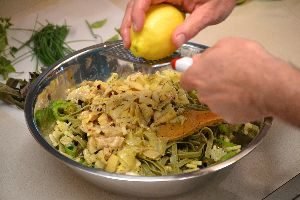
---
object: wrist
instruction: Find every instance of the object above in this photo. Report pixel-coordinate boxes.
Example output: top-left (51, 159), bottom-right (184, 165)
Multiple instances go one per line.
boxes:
top-left (262, 59), bottom-right (300, 118)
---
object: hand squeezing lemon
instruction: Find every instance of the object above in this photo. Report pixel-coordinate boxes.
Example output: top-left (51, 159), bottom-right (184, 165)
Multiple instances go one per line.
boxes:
top-left (130, 4), bottom-right (185, 60)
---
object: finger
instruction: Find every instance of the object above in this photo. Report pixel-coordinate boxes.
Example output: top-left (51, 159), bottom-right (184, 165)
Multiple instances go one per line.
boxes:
top-left (120, 0), bottom-right (135, 48)
top-left (131, 0), bottom-right (170, 31)
top-left (195, 89), bottom-right (205, 104)
top-left (180, 66), bottom-right (201, 91)
top-left (172, 4), bottom-right (215, 47)
top-left (131, 0), bottom-right (152, 32)
top-left (180, 55), bottom-right (204, 91)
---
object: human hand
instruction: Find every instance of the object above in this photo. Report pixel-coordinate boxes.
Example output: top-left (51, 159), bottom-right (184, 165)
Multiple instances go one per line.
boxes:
top-left (120, 0), bottom-right (236, 49)
top-left (180, 37), bottom-right (288, 123)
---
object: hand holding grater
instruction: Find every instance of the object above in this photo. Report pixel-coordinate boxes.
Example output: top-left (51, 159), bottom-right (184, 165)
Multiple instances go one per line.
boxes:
top-left (99, 40), bottom-right (208, 72)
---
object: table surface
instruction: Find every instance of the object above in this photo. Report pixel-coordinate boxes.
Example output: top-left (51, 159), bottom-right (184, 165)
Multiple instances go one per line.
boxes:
top-left (0, 0), bottom-right (300, 200)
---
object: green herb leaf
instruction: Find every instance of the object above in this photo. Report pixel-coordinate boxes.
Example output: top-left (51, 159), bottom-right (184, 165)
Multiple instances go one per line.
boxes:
top-left (105, 34), bottom-right (119, 42)
top-left (0, 18), bottom-right (12, 29)
top-left (9, 46), bottom-right (18, 57)
top-left (0, 33), bottom-right (7, 53)
top-left (236, 0), bottom-right (247, 5)
top-left (89, 19), bottom-right (107, 29)
top-left (114, 27), bottom-right (121, 35)
top-left (0, 56), bottom-right (15, 80)
top-left (0, 18), bottom-right (12, 53)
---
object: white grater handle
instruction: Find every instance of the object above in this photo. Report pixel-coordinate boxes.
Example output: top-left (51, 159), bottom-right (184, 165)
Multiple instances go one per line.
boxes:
top-left (171, 57), bottom-right (193, 72)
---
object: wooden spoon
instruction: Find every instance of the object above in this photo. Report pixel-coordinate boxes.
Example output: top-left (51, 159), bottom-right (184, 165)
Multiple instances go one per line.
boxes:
top-left (157, 110), bottom-right (223, 141)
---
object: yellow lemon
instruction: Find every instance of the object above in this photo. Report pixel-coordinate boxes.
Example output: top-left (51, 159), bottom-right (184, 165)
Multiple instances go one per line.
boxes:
top-left (130, 4), bottom-right (185, 60)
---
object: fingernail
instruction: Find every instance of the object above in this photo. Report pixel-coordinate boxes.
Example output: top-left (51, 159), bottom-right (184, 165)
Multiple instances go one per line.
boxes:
top-left (133, 22), bottom-right (138, 32)
top-left (175, 34), bottom-right (186, 47)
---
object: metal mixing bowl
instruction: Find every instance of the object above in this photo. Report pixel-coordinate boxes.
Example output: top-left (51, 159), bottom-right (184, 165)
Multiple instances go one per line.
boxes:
top-left (24, 41), bottom-right (272, 198)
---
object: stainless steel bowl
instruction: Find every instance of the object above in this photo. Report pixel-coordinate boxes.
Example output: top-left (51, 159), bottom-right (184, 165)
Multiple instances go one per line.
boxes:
top-left (24, 41), bottom-right (272, 198)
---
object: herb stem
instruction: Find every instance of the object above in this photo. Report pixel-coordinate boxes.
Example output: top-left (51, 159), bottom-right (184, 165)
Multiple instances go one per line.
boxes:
top-left (11, 51), bottom-right (33, 65)
top-left (85, 20), bottom-right (103, 42)
top-left (8, 28), bottom-right (36, 32)
top-left (66, 39), bottom-right (96, 43)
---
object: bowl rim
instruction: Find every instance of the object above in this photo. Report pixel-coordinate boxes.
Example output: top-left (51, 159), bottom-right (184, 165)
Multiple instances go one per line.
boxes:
top-left (24, 41), bottom-right (273, 182)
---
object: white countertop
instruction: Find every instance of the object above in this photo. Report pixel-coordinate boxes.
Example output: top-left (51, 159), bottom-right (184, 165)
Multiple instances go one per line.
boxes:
top-left (1, 0), bottom-right (300, 199)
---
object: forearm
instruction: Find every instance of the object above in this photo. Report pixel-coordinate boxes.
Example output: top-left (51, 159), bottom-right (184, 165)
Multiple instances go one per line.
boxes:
top-left (265, 60), bottom-right (300, 127)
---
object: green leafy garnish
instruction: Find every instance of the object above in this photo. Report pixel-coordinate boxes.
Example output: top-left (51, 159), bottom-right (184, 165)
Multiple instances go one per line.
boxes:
top-left (0, 18), bottom-right (12, 53)
top-left (114, 27), bottom-right (120, 35)
top-left (9, 46), bottom-right (17, 57)
top-left (0, 56), bottom-right (15, 79)
top-left (85, 20), bottom-right (99, 39)
top-left (105, 34), bottom-right (119, 42)
top-left (23, 23), bottom-right (72, 67)
top-left (85, 19), bottom-right (107, 39)
top-left (0, 18), bottom-right (16, 79)
top-left (89, 19), bottom-right (107, 29)
top-left (236, 0), bottom-right (247, 5)
top-left (105, 27), bottom-right (121, 42)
